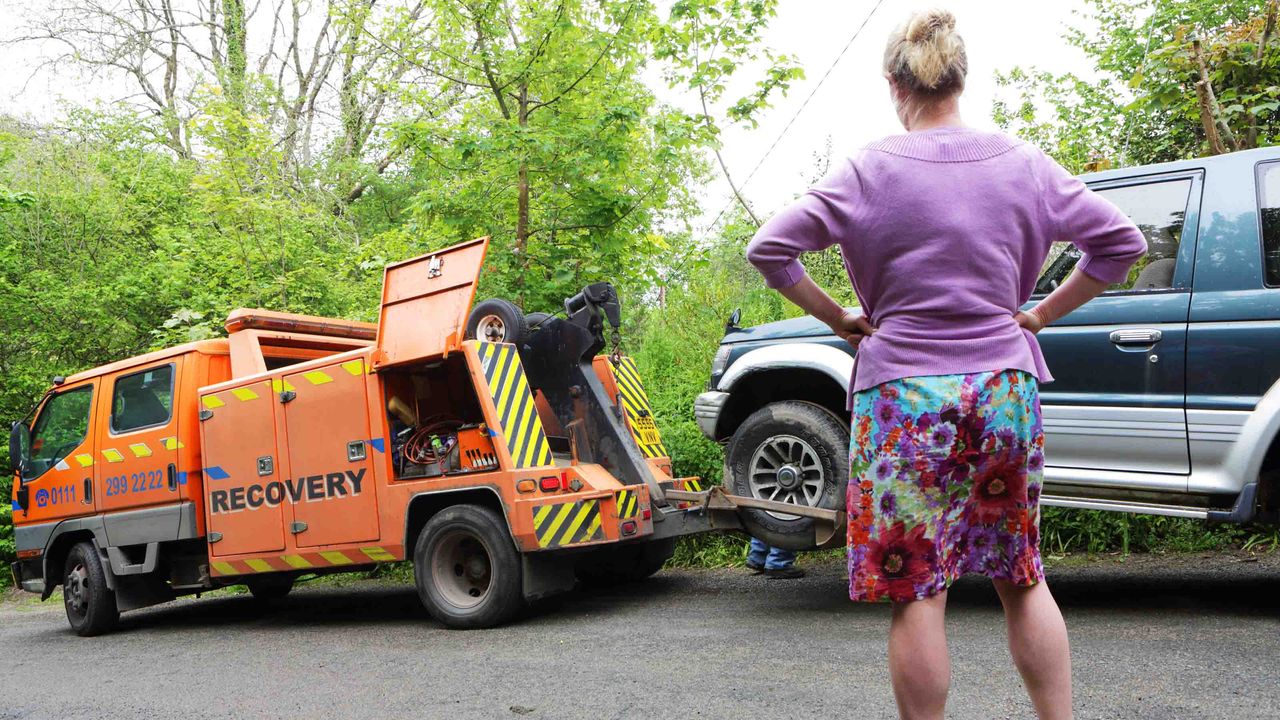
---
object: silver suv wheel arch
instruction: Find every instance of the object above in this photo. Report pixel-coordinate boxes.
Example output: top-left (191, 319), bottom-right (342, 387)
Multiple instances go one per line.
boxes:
top-left (716, 343), bottom-right (852, 394)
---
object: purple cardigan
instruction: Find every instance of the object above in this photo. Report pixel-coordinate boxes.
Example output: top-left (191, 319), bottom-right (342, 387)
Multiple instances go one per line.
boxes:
top-left (746, 127), bottom-right (1146, 398)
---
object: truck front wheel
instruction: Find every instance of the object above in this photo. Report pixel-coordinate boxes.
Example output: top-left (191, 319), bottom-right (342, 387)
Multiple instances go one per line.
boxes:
top-left (414, 504), bottom-right (523, 629)
top-left (63, 541), bottom-right (119, 637)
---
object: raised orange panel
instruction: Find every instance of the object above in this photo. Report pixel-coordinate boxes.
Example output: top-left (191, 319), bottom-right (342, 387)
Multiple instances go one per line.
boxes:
top-left (375, 237), bottom-right (488, 367)
top-left (201, 379), bottom-right (286, 556)
top-left (282, 359), bottom-right (380, 547)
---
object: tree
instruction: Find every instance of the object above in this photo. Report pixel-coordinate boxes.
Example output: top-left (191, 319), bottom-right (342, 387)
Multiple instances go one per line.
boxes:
top-left (9, 0), bottom-right (426, 202)
top-left (993, 0), bottom-right (1279, 170)
top-left (653, 0), bottom-right (803, 226)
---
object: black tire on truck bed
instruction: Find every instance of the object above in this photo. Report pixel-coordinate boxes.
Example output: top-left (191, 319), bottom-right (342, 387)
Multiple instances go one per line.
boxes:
top-left (465, 298), bottom-right (529, 345)
top-left (726, 401), bottom-right (849, 551)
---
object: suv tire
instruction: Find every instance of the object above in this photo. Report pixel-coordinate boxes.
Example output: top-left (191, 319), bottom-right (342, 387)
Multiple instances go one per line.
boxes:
top-left (726, 401), bottom-right (849, 550)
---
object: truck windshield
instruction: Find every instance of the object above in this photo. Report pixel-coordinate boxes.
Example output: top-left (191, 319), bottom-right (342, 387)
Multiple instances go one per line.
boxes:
top-left (27, 386), bottom-right (93, 479)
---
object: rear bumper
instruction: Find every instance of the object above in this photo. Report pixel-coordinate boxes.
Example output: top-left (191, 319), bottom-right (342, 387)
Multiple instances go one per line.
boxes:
top-left (694, 391), bottom-right (729, 441)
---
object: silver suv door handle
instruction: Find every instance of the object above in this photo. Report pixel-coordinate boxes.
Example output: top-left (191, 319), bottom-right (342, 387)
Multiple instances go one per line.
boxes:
top-left (1109, 328), bottom-right (1162, 346)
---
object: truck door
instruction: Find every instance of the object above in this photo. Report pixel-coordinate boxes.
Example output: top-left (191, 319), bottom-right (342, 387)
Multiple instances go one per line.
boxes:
top-left (1031, 172), bottom-right (1201, 481)
top-left (283, 357), bottom-right (379, 547)
top-left (202, 379), bottom-right (286, 556)
top-left (98, 359), bottom-right (183, 512)
top-left (19, 380), bottom-right (98, 522)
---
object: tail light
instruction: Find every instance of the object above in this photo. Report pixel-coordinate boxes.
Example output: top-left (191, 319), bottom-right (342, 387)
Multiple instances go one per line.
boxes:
top-left (538, 476), bottom-right (561, 492)
top-left (620, 521), bottom-right (638, 536)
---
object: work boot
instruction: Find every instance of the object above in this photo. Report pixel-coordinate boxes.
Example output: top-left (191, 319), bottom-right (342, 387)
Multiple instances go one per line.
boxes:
top-left (745, 561), bottom-right (764, 574)
top-left (764, 566), bottom-right (805, 580)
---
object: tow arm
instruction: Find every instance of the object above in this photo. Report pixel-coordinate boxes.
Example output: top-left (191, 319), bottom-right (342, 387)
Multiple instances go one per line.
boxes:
top-left (518, 282), bottom-right (845, 549)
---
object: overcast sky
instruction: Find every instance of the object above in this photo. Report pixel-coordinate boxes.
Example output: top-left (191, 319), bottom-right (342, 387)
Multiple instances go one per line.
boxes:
top-left (0, 1), bottom-right (1094, 230)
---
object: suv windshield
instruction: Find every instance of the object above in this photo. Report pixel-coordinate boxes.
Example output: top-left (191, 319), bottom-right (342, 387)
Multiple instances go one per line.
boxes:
top-left (27, 386), bottom-right (93, 479)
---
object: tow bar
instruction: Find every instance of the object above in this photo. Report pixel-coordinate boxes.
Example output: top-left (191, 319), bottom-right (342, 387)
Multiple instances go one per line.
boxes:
top-left (653, 486), bottom-right (847, 549)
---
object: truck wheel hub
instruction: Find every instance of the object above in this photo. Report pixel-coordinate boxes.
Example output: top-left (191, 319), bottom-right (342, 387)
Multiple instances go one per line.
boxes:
top-left (433, 530), bottom-right (493, 608)
top-left (478, 315), bottom-right (507, 342)
top-left (64, 563), bottom-right (88, 615)
top-left (777, 465), bottom-right (800, 490)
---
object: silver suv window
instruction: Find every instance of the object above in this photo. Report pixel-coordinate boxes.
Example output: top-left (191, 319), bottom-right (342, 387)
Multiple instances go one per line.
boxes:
top-left (1035, 178), bottom-right (1192, 294)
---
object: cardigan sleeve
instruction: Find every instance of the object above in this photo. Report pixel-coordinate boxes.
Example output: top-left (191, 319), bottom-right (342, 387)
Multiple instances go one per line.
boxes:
top-left (746, 155), bottom-right (867, 289)
top-left (1035, 152), bottom-right (1147, 284)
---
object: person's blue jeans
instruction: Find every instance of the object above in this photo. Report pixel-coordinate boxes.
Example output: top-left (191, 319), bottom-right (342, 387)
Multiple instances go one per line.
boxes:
top-left (747, 537), bottom-right (796, 570)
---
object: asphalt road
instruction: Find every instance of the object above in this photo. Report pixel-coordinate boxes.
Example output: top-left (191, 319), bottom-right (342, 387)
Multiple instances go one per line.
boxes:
top-left (2, 552), bottom-right (1278, 720)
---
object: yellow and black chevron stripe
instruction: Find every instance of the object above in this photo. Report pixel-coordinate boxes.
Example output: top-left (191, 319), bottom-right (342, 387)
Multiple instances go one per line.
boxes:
top-left (477, 342), bottom-right (553, 468)
top-left (611, 356), bottom-right (668, 459)
top-left (533, 499), bottom-right (604, 549)
top-left (682, 478), bottom-right (703, 492)
top-left (615, 488), bottom-right (641, 518)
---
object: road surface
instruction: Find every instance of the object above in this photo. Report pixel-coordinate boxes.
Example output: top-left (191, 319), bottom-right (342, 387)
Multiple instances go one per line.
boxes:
top-left (2, 552), bottom-right (1278, 719)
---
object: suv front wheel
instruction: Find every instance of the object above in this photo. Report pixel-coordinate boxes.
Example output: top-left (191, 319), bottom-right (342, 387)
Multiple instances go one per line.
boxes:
top-left (726, 401), bottom-right (849, 550)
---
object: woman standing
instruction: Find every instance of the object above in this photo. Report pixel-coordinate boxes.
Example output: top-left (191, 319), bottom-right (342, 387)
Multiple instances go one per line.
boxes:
top-left (745, 9), bottom-right (1146, 720)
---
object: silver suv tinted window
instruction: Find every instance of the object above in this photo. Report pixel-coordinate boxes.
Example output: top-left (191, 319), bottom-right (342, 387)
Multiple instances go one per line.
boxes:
top-left (1035, 178), bottom-right (1192, 294)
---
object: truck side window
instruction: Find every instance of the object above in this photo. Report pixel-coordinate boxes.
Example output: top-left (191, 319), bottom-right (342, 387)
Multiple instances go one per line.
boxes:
top-left (1259, 161), bottom-right (1280, 286)
top-left (110, 364), bottom-right (175, 433)
top-left (28, 386), bottom-right (93, 479)
top-left (1035, 178), bottom-right (1192, 294)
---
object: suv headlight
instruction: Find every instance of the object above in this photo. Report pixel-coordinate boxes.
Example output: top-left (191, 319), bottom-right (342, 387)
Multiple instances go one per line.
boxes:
top-left (709, 345), bottom-right (731, 378)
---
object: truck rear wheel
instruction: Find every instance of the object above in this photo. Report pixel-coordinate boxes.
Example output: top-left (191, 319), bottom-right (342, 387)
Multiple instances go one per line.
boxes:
top-left (414, 504), bottom-right (523, 629)
top-left (726, 401), bottom-right (849, 551)
top-left (575, 537), bottom-right (676, 585)
top-left (63, 541), bottom-right (119, 637)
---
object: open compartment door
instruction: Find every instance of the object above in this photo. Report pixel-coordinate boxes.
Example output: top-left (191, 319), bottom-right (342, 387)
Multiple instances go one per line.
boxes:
top-left (374, 237), bottom-right (489, 369)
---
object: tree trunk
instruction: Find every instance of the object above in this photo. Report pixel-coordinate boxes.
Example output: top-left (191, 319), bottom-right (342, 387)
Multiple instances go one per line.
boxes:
top-left (222, 0), bottom-right (248, 109)
top-left (516, 85), bottom-right (531, 304)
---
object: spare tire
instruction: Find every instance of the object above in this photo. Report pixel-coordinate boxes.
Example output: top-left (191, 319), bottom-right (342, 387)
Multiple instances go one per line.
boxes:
top-left (466, 299), bottom-right (528, 345)
top-left (726, 401), bottom-right (849, 551)
top-left (525, 312), bottom-right (552, 331)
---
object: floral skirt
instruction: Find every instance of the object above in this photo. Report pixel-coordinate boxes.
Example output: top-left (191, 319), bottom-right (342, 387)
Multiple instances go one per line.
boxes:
top-left (847, 369), bottom-right (1045, 603)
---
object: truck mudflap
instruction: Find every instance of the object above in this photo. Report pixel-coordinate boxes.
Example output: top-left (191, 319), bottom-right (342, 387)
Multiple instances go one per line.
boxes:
top-left (650, 486), bottom-right (847, 550)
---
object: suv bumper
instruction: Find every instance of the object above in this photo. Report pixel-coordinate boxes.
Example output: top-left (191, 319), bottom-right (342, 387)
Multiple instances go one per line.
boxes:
top-left (694, 391), bottom-right (729, 441)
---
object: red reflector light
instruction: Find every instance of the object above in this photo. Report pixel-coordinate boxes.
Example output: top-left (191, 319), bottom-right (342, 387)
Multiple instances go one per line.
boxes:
top-left (641, 509), bottom-right (651, 521)
top-left (538, 477), bottom-right (561, 492)
top-left (16, 548), bottom-right (41, 559)
top-left (620, 521), bottom-right (638, 536)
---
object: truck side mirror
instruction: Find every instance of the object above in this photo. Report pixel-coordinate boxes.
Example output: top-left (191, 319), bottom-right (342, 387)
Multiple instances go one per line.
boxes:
top-left (9, 421), bottom-right (30, 476)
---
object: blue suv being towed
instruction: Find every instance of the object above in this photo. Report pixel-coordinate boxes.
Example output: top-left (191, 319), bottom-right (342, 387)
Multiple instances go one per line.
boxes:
top-left (696, 146), bottom-right (1280, 549)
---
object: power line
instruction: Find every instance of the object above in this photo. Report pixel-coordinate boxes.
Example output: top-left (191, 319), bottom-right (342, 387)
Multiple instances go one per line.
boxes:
top-left (705, 0), bottom-right (888, 232)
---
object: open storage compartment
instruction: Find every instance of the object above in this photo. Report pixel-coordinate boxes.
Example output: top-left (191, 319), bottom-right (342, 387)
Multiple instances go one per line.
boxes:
top-left (381, 353), bottom-right (501, 480)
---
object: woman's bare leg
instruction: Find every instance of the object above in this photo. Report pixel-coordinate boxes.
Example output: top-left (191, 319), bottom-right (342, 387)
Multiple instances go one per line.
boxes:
top-left (889, 590), bottom-right (950, 720)
top-left (993, 579), bottom-right (1073, 719)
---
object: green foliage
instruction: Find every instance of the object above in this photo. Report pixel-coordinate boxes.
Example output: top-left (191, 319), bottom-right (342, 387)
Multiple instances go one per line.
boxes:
top-left (993, 0), bottom-right (1278, 169)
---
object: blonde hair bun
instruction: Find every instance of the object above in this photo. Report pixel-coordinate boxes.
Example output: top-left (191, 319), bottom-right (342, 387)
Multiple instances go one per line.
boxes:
top-left (905, 8), bottom-right (956, 43)
top-left (884, 8), bottom-right (967, 95)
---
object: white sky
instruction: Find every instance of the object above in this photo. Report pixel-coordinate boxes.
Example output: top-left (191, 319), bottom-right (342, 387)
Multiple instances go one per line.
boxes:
top-left (0, 1), bottom-right (1093, 229)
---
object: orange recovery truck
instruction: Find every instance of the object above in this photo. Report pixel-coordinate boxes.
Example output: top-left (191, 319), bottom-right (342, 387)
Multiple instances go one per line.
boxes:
top-left (8, 237), bottom-right (843, 636)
